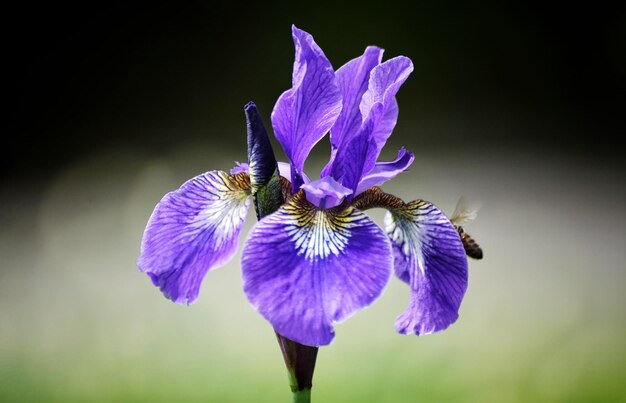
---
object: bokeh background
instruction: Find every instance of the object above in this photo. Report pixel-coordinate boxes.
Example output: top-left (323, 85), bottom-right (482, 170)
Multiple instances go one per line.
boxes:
top-left (3, 2), bottom-right (625, 402)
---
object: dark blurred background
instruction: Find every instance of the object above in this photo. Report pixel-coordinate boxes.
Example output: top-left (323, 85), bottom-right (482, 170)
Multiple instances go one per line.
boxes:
top-left (6, 1), bottom-right (625, 182)
top-left (2, 2), bottom-right (626, 402)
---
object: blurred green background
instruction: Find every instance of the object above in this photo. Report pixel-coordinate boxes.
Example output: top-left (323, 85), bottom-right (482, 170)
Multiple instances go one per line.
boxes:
top-left (3, 2), bottom-right (625, 402)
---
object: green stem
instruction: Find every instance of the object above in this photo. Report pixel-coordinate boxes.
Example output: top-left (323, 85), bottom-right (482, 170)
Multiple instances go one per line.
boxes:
top-left (275, 331), bottom-right (318, 402)
top-left (292, 389), bottom-right (311, 403)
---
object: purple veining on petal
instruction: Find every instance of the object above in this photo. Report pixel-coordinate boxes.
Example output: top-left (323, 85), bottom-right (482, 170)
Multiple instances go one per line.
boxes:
top-left (360, 56), bottom-right (413, 149)
top-left (241, 193), bottom-right (392, 346)
top-left (271, 25), bottom-right (342, 191)
top-left (321, 46), bottom-right (384, 177)
top-left (327, 57), bottom-right (413, 194)
top-left (359, 56), bottom-right (414, 174)
top-left (137, 171), bottom-right (250, 304)
top-left (384, 200), bottom-right (468, 335)
top-left (326, 104), bottom-right (381, 195)
top-left (355, 147), bottom-right (415, 195)
top-left (301, 176), bottom-right (352, 208)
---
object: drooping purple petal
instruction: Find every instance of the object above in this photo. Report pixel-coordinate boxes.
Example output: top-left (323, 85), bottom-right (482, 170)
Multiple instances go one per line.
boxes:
top-left (271, 25), bottom-right (342, 190)
top-left (321, 46), bottom-right (383, 176)
top-left (301, 176), bottom-right (352, 209)
top-left (137, 171), bottom-right (251, 304)
top-left (355, 147), bottom-right (415, 195)
top-left (384, 200), bottom-right (468, 335)
top-left (241, 192), bottom-right (392, 346)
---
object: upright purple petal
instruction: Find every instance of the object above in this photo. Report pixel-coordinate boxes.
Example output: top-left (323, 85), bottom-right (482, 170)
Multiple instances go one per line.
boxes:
top-left (327, 57), bottom-right (413, 193)
top-left (241, 192), bottom-right (392, 346)
top-left (372, 97), bottom-right (398, 150)
top-left (325, 106), bottom-right (380, 194)
top-left (360, 56), bottom-right (413, 156)
top-left (321, 46), bottom-right (383, 176)
top-left (355, 147), bottom-right (415, 195)
top-left (385, 200), bottom-right (468, 335)
top-left (137, 171), bottom-right (251, 304)
top-left (271, 26), bottom-right (342, 190)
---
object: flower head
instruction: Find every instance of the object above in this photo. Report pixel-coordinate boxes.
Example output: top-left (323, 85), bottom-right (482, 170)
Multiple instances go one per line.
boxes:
top-left (138, 26), bottom-right (477, 347)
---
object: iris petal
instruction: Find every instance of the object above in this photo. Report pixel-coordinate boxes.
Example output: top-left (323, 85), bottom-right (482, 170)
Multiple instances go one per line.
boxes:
top-left (360, 56), bottom-right (413, 157)
top-left (137, 171), bottom-right (251, 304)
top-left (355, 147), bottom-right (415, 195)
top-left (329, 57), bottom-right (413, 194)
top-left (241, 192), bottom-right (392, 346)
top-left (385, 200), bottom-right (468, 335)
top-left (301, 176), bottom-right (352, 209)
top-left (321, 46), bottom-right (384, 177)
top-left (271, 25), bottom-right (342, 190)
top-left (326, 106), bottom-right (379, 194)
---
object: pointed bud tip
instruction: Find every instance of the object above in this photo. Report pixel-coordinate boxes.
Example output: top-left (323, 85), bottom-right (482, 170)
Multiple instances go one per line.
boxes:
top-left (244, 101), bottom-right (257, 112)
top-left (244, 102), bottom-right (277, 188)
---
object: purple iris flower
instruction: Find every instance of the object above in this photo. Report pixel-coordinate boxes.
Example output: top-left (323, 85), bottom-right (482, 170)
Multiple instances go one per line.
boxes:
top-left (138, 26), bottom-right (469, 347)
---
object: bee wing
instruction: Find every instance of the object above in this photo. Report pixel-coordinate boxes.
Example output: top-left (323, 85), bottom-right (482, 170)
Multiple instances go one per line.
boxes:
top-left (450, 196), bottom-right (481, 226)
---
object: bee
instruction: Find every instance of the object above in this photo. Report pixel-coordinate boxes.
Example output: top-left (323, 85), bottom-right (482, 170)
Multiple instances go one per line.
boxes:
top-left (450, 197), bottom-right (483, 260)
